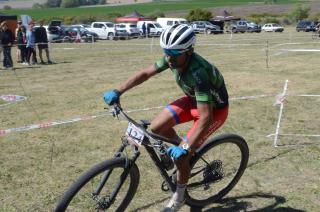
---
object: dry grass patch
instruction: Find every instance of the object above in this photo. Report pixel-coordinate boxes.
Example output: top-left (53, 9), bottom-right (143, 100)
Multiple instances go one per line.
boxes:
top-left (0, 27), bottom-right (319, 211)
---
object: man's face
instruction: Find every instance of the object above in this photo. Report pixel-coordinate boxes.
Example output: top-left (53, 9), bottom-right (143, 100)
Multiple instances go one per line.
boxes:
top-left (164, 49), bottom-right (191, 72)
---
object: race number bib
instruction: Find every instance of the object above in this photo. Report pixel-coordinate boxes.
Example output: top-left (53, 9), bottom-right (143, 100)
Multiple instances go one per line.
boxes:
top-left (126, 122), bottom-right (144, 146)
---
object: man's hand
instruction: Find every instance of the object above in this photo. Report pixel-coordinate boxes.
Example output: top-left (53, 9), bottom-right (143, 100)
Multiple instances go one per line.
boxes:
top-left (103, 90), bottom-right (121, 105)
top-left (167, 146), bottom-right (188, 159)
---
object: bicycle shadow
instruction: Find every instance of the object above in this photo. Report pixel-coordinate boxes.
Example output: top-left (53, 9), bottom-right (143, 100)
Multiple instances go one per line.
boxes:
top-left (190, 192), bottom-right (305, 212)
top-left (132, 192), bottom-right (305, 212)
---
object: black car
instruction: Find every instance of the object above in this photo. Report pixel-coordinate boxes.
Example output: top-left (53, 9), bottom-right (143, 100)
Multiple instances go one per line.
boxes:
top-left (67, 26), bottom-right (99, 42)
top-left (296, 20), bottom-right (316, 32)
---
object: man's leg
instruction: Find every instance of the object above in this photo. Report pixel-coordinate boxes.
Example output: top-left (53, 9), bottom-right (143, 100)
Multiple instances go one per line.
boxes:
top-left (45, 48), bottom-right (52, 63)
top-left (39, 48), bottom-right (44, 63)
top-left (150, 108), bottom-right (181, 144)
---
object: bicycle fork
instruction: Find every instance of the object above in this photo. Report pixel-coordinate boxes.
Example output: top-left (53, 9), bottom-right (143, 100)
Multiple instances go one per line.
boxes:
top-left (92, 138), bottom-right (140, 208)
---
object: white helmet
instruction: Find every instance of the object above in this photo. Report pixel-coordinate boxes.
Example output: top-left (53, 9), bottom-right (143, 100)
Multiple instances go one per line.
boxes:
top-left (160, 24), bottom-right (196, 50)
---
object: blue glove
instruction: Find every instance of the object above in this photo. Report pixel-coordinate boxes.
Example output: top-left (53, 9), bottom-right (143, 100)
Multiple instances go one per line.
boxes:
top-left (103, 90), bottom-right (121, 105)
top-left (167, 146), bottom-right (188, 159)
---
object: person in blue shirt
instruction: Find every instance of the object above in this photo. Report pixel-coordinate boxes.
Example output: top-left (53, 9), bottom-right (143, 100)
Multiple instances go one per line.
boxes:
top-left (26, 21), bottom-right (37, 65)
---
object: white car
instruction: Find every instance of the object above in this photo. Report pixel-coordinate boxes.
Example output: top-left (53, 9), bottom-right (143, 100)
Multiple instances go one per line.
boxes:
top-left (116, 23), bottom-right (140, 38)
top-left (90, 22), bottom-right (116, 40)
top-left (262, 23), bottom-right (284, 32)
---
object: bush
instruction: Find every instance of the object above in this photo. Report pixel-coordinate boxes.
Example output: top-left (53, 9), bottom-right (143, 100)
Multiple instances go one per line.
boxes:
top-left (3, 5), bottom-right (12, 10)
top-left (61, 15), bottom-right (77, 24)
top-left (147, 9), bottom-right (165, 19)
top-left (310, 12), bottom-right (320, 22)
top-left (288, 4), bottom-right (310, 22)
top-left (280, 17), bottom-right (292, 25)
top-left (60, 0), bottom-right (79, 8)
top-left (32, 3), bottom-right (46, 9)
top-left (76, 15), bottom-right (97, 24)
top-left (46, 0), bottom-right (62, 8)
top-left (186, 8), bottom-right (212, 22)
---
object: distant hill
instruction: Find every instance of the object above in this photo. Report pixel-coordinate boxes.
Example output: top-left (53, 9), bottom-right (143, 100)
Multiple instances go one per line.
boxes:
top-left (0, 0), bottom-right (152, 9)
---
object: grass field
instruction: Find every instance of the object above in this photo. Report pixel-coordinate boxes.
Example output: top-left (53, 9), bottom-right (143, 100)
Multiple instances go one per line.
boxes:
top-left (0, 28), bottom-right (320, 211)
top-left (0, 0), bottom-right (304, 20)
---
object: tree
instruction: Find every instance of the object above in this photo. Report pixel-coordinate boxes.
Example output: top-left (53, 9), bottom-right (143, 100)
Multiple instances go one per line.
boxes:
top-left (32, 3), bottom-right (46, 9)
top-left (3, 5), bottom-right (12, 10)
top-left (289, 4), bottom-right (310, 21)
top-left (46, 0), bottom-right (62, 7)
top-left (60, 0), bottom-right (79, 8)
top-left (186, 8), bottom-right (212, 22)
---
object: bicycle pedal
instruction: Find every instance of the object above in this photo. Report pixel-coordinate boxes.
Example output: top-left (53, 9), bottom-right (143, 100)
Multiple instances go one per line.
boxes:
top-left (161, 181), bottom-right (170, 192)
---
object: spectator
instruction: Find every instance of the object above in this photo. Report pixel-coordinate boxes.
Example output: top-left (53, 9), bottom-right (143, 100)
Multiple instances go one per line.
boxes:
top-left (0, 26), bottom-right (3, 62)
top-left (316, 21), bottom-right (320, 36)
top-left (142, 22), bottom-right (146, 37)
top-left (26, 21), bottom-right (37, 65)
top-left (17, 25), bottom-right (27, 64)
top-left (16, 20), bottom-right (22, 63)
top-left (146, 23), bottom-right (151, 37)
top-left (35, 20), bottom-right (52, 64)
top-left (0, 21), bottom-right (15, 70)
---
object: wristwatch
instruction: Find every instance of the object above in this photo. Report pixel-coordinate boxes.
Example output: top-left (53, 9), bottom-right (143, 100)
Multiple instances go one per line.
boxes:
top-left (181, 142), bottom-right (192, 153)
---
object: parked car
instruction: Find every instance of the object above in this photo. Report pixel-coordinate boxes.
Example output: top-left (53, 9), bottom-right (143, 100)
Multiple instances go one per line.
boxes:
top-left (90, 22), bottom-right (116, 40)
top-left (156, 18), bottom-right (188, 29)
top-left (246, 21), bottom-right (261, 33)
top-left (114, 24), bottom-right (130, 40)
top-left (69, 25), bottom-right (99, 42)
top-left (228, 20), bottom-right (248, 33)
top-left (117, 23), bottom-right (140, 38)
top-left (137, 21), bottom-right (164, 37)
top-left (262, 23), bottom-right (284, 32)
top-left (44, 20), bottom-right (63, 43)
top-left (296, 20), bottom-right (316, 32)
top-left (191, 21), bottom-right (221, 34)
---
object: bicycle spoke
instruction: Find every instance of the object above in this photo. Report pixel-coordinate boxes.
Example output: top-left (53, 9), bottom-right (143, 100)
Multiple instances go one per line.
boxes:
top-left (64, 165), bottom-right (134, 211)
top-left (187, 139), bottom-right (246, 202)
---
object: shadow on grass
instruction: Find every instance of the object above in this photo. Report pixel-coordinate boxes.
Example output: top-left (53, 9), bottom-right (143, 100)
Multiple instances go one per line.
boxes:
top-left (247, 147), bottom-right (296, 169)
top-left (133, 192), bottom-right (305, 212)
top-left (194, 192), bottom-right (305, 212)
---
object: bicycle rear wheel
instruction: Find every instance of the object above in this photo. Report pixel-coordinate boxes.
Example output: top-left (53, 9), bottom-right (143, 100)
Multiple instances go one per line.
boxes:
top-left (186, 134), bottom-right (249, 207)
top-left (55, 157), bottom-right (140, 211)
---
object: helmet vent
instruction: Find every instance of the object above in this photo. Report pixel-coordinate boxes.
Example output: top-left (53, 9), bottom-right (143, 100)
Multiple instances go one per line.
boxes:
top-left (172, 25), bottom-right (188, 44)
top-left (180, 32), bottom-right (195, 45)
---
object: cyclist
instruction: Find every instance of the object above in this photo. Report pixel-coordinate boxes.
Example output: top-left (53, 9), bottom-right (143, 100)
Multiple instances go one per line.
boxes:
top-left (103, 24), bottom-right (229, 211)
top-left (316, 21), bottom-right (320, 36)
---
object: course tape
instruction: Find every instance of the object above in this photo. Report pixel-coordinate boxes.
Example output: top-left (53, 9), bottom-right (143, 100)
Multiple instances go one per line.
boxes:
top-left (267, 133), bottom-right (320, 138)
top-left (0, 93), bottom-right (319, 137)
top-left (273, 80), bottom-right (289, 147)
top-left (0, 95), bottom-right (27, 108)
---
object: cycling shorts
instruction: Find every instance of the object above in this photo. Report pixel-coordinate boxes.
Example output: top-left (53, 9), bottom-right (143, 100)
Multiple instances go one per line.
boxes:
top-left (166, 96), bottom-right (229, 147)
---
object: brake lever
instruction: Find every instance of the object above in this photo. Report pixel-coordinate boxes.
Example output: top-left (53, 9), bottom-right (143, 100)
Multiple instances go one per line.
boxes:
top-left (104, 104), bottom-right (122, 119)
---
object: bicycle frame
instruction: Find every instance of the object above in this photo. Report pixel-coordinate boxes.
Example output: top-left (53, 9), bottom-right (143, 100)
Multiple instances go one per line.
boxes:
top-left (95, 105), bottom-right (178, 206)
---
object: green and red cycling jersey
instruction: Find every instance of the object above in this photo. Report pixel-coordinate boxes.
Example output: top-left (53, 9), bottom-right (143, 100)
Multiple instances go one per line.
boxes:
top-left (154, 52), bottom-right (229, 108)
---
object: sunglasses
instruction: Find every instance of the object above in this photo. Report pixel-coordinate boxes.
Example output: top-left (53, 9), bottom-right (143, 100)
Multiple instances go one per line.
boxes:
top-left (164, 49), bottom-right (188, 57)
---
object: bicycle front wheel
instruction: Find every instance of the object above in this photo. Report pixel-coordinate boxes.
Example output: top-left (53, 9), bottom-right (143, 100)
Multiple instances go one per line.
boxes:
top-left (186, 134), bottom-right (249, 207)
top-left (55, 157), bottom-right (140, 211)
top-left (312, 32), bottom-right (319, 40)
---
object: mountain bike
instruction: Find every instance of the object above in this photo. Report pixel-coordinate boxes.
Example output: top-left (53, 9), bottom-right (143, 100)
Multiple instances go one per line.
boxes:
top-left (312, 30), bottom-right (320, 40)
top-left (55, 104), bottom-right (249, 211)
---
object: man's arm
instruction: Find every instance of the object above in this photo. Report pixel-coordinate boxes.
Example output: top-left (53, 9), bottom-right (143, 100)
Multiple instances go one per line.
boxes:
top-left (183, 102), bottom-right (212, 151)
top-left (116, 64), bottom-right (158, 95)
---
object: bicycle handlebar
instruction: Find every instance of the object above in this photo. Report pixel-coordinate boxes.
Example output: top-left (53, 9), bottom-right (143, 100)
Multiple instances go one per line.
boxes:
top-left (108, 104), bottom-right (177, 145)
